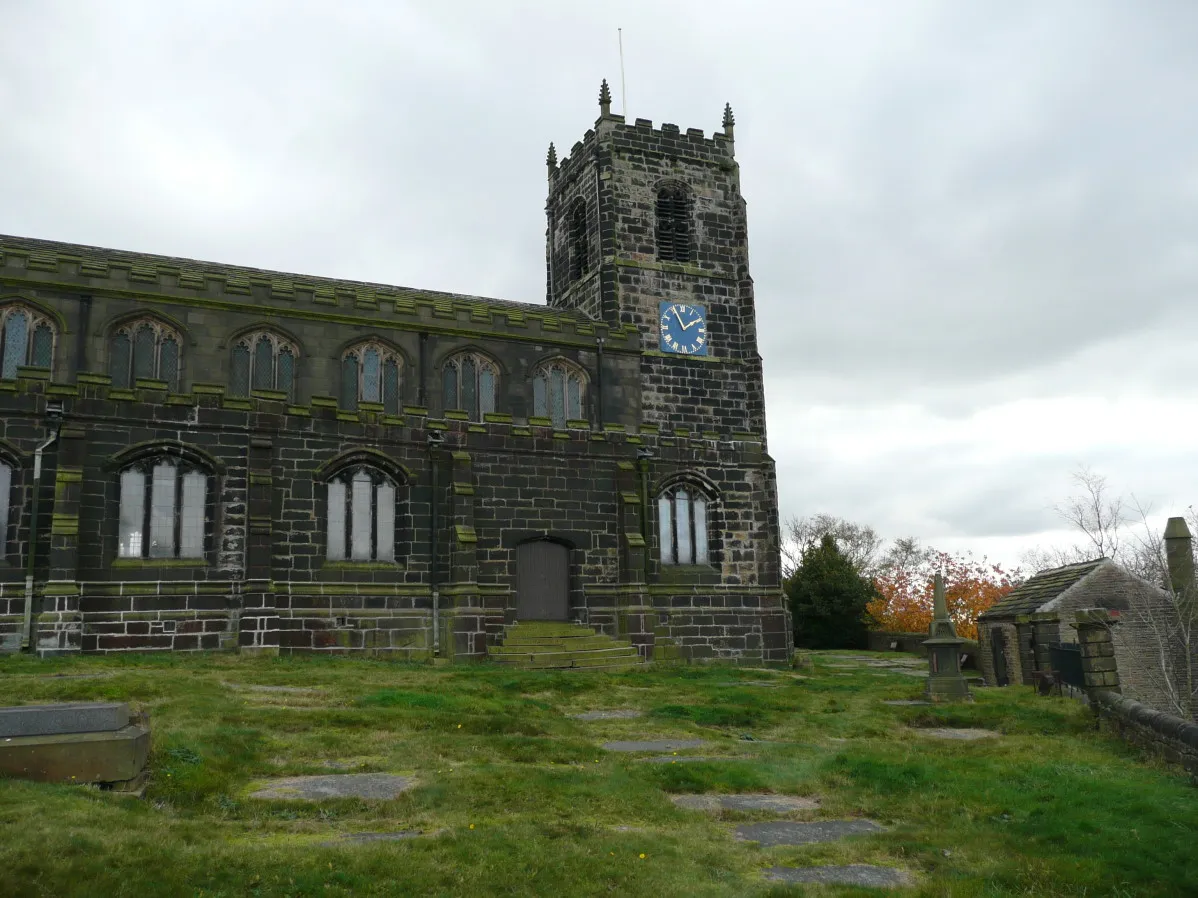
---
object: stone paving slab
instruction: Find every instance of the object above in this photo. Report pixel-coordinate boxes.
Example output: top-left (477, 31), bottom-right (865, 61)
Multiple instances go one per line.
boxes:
top-left (223, 682), bottom-right (325, 695)
top-left (570, 709), bottom-right (644, 720)
top-left (672, 793), bottom-right (820, 812)
top-left (917, 727), bottom-right (999, 741)
top-left (0, 703), bottom-right (131, 738)
top-left (637, 755), bottom-right (753, 764)
top-left (883, 700), bottom-right (931, 706)
top-left (765, 865), bottom-right (912, 887)
top-left (601, 739), bottom-right (707, 752)
top-left (735, 819), bottom-right (884, 846)
top-left (248, 773), bottom-right (415, 801)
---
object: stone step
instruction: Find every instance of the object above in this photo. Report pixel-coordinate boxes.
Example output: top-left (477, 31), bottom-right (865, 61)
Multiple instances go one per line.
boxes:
top-left (503, 623), bottom-right (595, 637)
top-left (493, 636), bottom-right (626, 652)
top-left (491, 647), bottom-right (641, 666)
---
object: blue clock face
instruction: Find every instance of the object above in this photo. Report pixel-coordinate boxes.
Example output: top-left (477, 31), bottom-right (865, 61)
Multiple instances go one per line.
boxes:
top-left (658, 302), bottom-right (708, 356)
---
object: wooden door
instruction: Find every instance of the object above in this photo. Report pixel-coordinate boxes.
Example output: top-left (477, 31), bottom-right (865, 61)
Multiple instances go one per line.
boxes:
top-left (990, 628), bottom-right (1010, 687)
top-left (516, 540), bottom-right (569, 621)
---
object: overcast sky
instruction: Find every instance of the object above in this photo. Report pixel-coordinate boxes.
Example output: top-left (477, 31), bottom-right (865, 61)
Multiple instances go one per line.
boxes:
top-left (3, 1), bottom-right (1197, 570)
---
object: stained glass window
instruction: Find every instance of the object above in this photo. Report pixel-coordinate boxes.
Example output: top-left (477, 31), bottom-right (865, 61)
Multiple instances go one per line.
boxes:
top-left (0, 306), bottom-right (56, 379)
top-left (531, 361), bottom-right (585, 428)
top-left (343, 342), bottom-right (401, 412)
top-left (109, 319), bottom-right (183, 390)
top-left (118, 458), bottom-right (209, 560)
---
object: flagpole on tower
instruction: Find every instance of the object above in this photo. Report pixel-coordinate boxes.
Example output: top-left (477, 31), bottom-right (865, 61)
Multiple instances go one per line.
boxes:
top-left (618, 27), bottom-right (628, 116)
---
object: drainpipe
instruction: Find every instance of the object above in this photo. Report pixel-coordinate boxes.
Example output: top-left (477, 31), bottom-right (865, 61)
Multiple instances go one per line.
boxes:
top-left (22, 413), bottom-right (62, 651)
top-left (636, 447), bottom-right (653, 546)
top-left (595, 336), bottom-right (605, 430)
top-left (427, 431), bottom-right (443, 657)
top-left (418, 332), bottom-right (428, 407)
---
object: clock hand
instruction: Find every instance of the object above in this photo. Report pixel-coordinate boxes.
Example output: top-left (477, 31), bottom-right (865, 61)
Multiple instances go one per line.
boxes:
top-left (680, 316), bottom-right (701, 330)
top-left (673, 307), bottom-right (686, 328)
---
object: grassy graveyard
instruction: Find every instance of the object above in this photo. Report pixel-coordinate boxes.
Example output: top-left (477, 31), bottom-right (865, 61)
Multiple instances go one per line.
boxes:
top-left (1, 650), bottom-right (1196, 897)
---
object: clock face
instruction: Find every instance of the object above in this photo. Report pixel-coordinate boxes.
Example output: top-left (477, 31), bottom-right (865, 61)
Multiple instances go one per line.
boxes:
top-left (658, 302), bottom-right (708, 356)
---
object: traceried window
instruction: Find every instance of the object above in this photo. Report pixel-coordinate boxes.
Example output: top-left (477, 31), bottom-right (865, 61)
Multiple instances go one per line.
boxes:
top-left (341, 342), bottom-right (401, 414)
top-left (0, 304), bottom-right (55, 379)
top-left (118, 460), bottom-right (208, 559)
top-left (658, 484), bottom-right (711, 566)
top-left (229, 331), bottom-right (297, 399)
top-left (531, 360), bottom-right (585, 429)
top-left (655, 184), bottom-right (691, 263)
top-left (109, 319), bottom-right (181, 390)
top-left (568, 198), bottom-right (589, 281)
top-left (442, 352), bottom-right (497, 421)
top-left (325, 466), bottom-right (398, 562)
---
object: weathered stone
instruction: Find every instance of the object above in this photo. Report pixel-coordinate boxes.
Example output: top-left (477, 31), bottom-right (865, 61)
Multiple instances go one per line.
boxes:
top-left (672, 793), bottom-right (819, 812)
top-left (248, 773), bottom-right (415, 801)
top-left (637, 755), bottom-right (751, 764)
top-left (882, 700), bottom-right (930, 706)
top-left (765, 865), bottom-right (912, 887)
top-left (0, 725), bottom-right (149, 783)
top-left (322, 831), bottom-right (434, 845)
top-left (0, 702), bottom-right (130, 738)
top-left (601, 739), bottom-right (706, 752)
top-left (916, 728), bottom-right (1000, 741)
top-left (735, 819), bottom-right (884, 846)
top-left (223, 682), bottom-right (324, 695)
top-left (570, 709), bottom-right (644, 720)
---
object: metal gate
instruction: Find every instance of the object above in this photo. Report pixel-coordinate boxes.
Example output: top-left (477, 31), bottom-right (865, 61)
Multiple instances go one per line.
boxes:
top-left (990, 627), bottom-right (1010, 686)
top-left (516, 540), bottom-right (569, 621)
top-left (1049, 643), bottom-right (1085, 689)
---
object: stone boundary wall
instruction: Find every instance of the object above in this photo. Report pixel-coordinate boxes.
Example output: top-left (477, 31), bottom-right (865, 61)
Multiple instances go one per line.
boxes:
top-left (868, 631), bottom-right (978, 668)
top-left (1091, 690), bottom-right (1198, 777)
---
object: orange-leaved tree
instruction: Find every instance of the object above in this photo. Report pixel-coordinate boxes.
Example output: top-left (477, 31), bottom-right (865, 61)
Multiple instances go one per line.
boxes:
top-left (867, 549), bottom-right (1018, 640)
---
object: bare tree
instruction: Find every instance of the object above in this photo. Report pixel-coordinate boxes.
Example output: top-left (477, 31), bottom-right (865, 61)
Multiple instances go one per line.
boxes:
top-left (1054, 466), bottom-right (1126, 561)
top-left (782, 514), bottom-right (883, 579)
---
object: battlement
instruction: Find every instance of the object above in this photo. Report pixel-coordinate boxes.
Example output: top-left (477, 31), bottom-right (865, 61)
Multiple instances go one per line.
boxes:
top-left (548, 84), bottom-right (735, 184)
top-left (0, 235), bottom-right (640, 350)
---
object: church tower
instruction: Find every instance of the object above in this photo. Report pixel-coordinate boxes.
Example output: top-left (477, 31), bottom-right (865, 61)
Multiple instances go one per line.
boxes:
top-left (546, 82), bottom-right (767, 443)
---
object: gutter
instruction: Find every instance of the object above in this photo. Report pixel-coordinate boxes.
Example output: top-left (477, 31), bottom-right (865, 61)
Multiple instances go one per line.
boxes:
top-left (22, 417), bottom-right (62, 651)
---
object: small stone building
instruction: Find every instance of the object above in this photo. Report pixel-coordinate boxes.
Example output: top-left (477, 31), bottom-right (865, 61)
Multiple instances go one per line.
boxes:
top-left (977, 559), bottom-right (1183, 714)
top-left (0, 85), bottom-right (791, 664)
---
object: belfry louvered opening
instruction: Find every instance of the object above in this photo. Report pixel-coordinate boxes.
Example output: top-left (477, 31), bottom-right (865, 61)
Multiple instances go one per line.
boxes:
top-left (655, 185), bottom-right (691, 263)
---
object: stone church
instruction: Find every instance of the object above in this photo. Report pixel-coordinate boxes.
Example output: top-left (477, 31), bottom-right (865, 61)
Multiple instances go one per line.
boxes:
top-left (0, 83), bottom-right (791, 664)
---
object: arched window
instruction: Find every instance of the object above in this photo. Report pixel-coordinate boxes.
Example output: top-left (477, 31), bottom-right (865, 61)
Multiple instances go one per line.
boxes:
top-left (325, 466), bottom-right (398, 562)
top-left (0, 304), bottom-right (55, 379)
top-left (442, 352), bottom-right (497, 421)
top-left (118, 458), bottom-right (209, 559)
top-left (658, 483), bottom-right (711, 566)
top-left (109, 319), bottom-right (181, 390)
top-left (230, 331), bottom-right (298, 399)
top-left (531, 360), bottom-right (585, 429)
top-left (568, 198), bottom-right (589, 281)
top-left (341, 342), bottom-right (401, 414)
top-left (655, 184), bottom-right (691, 263)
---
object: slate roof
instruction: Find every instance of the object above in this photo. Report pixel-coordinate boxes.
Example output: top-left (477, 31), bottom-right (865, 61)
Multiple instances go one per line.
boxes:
top-left (979, 559), bottom-right (1109, 620)
top-left (0, 233), bottom-right (557, 316)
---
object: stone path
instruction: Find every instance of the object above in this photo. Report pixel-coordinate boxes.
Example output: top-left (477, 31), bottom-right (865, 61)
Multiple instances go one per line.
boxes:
top-left (570, 709), bottom-right (643, 720)
top-left (765, 865), bottom-right (912, 887)
top-left (248, 773), bottom-right (415, 801)
top-left (672, 793), bottom-right (819, 812)
top-left (735, 819), bottom-right (884, 846)
top-left (601, 739), bottom-right (706, 752)
top-left (917, 727), bottom-right (1000, 741)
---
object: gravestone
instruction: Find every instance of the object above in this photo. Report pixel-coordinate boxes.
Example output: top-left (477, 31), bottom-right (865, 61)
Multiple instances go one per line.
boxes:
top-left (672, 793), bottom-right (819, 812)
top-left (248, 773), bottom-right (415, 801)
top-left (0, 702), bottom-right (149, 793)
top-left (735, 819), bottom-right (883, 846)
top-left (765, 865), bottom-right (911, 887)
top-left (916, 728), bottom-right (999, 741)
top-left (570, 709), bottom-right (643, 720)
top-left (601, 739), bottom-right (707, 752)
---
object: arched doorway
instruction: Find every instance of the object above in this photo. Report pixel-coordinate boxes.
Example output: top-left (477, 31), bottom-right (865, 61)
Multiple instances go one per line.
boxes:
top-left (516, 540), bottom-right (569, 621)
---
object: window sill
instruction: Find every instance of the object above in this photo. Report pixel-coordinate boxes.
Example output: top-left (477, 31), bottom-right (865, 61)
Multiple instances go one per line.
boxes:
top-left (112, 558), bottom-right (208, 568)
top-left (321, 561), bottom-right (406, 572)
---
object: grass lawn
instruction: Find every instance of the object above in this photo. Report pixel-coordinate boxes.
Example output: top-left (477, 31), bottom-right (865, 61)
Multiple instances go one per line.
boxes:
top-left (1, 650), bottom-right (1196, 897)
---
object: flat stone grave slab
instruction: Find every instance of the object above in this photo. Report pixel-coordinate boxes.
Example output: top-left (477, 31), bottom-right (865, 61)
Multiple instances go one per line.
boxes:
top-left (248, 773), bottom-right (415, 801)
top-left (713, 680), bottom-right (783, 688)
top-left (0, 703), bottom-right (131, 738)
top-left (322, 831), bottom-right (435, 845)
top-left (917, 727), bottom-right (999, 741)
top-left (637, 755), bottom-right (752, 764)
top-left (735, 819), bottom-right (884, 846)
top-left (571, 709), bottom-right (644, 720)
top-left (883, 700), bottom-right (930, 706)
top-left (822, 663), bottom-right (860, 669)
top-left (673, 793), bottom-right (820, 812)
top-left (765, 865), bottom-right (912, 888)
top-left (223, 682), bottom-right (325, 695)
top-left (602, 739), bottom-right (706, 752)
